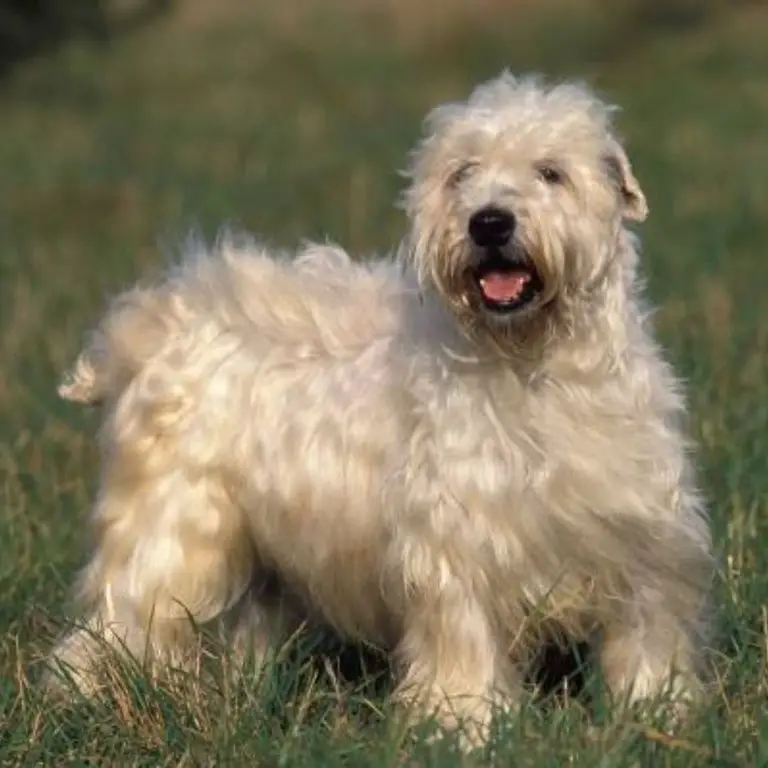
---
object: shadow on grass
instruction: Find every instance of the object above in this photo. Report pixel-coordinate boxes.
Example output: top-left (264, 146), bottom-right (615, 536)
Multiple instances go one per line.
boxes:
top-left (302, 630), bottom-right (592, 707)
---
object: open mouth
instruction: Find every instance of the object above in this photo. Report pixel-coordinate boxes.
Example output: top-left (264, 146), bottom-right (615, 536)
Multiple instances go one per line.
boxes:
top-left (473, 250), bottom-right (543, 313)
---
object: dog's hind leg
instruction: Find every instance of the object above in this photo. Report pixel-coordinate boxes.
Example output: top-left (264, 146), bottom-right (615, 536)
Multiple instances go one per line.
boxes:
top-left (221, 578), bottom-right (307, 681)
top-left (44, 460), bottom-right (255, 697)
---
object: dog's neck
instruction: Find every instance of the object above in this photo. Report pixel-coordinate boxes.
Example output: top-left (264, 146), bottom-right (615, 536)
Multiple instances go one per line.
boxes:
top-left (536, 229), bottom-right (649, 382)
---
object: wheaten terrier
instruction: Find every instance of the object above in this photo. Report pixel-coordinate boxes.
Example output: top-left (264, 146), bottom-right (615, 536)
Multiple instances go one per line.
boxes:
top-left (47, 72), bottom-right (712, 743)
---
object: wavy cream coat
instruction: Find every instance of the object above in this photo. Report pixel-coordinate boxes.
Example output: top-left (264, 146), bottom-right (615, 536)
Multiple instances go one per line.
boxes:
top-left (49, 73), bottom-right (712, 743)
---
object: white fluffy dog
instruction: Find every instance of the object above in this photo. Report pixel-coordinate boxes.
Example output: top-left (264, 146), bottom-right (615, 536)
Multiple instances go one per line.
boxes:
top-left (48, 72), bottom-right (712, 743)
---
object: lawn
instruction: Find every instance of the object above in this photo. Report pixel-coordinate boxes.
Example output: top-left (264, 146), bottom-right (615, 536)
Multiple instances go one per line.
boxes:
top-left (1, 0), bottom-right (767, 764)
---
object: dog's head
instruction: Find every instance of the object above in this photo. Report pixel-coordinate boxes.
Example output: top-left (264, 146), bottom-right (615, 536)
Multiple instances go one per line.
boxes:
top-left (403, 72), bottom-right (647, 351)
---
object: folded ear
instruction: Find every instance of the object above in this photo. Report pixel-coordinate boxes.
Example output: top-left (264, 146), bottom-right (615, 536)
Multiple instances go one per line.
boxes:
top-left (604, 138), bottom-right (648, 222)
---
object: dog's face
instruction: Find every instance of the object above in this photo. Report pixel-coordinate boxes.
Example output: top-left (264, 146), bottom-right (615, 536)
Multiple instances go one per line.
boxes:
top-left (404, 73), bottom-right (647, 345)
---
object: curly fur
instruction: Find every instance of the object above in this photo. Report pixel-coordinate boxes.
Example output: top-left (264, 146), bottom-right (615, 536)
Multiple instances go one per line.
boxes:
top-left (47, 72), bottom-right (713, 745)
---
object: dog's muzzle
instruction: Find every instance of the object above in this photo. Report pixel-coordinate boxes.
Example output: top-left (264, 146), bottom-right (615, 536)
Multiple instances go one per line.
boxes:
top-left (467, 206), bottom-right (543, 314)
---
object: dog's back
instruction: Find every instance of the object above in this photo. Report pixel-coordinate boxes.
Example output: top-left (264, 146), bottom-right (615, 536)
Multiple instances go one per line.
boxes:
top-left (59, 238), bottom-right (410, 406)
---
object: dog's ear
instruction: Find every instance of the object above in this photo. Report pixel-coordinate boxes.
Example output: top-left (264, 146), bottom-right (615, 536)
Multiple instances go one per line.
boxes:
top-left (604, 139), bottom-right (648, 222)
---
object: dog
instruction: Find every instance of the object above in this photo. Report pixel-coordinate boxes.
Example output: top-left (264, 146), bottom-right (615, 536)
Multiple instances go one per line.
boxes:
top-left (47, 72), bottom-right (713, 745)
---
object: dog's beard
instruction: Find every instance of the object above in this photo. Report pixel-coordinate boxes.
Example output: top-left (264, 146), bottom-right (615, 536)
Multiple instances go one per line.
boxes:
top-left (410, 216), bottom-right (585, 364)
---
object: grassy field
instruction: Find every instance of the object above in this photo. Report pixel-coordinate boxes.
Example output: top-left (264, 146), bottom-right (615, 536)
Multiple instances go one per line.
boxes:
top-left (2, 0), bottom-right (768, 764)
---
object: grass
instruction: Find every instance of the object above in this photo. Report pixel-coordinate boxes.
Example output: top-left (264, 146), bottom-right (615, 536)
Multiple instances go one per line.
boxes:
top-left (1, 0), bottom-right (768, 763)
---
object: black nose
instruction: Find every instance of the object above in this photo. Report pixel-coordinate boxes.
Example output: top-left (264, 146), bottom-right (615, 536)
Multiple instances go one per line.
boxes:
top-left (468, 206), bottom-right (515, 247)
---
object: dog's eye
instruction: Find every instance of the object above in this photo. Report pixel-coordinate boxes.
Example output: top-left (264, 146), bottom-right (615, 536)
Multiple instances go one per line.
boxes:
top-left (448, 162), bottom-right (478, 187)
top-left (537, 164), bottom-right (564, 184)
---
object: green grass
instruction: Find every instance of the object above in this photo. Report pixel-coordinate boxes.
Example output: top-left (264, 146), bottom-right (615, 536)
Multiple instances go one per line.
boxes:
top-left (2, 1), bottom-right (768, 763)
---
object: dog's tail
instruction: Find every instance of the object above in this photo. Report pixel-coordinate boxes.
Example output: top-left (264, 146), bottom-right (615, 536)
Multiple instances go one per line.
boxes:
top-left (59, 284), bottom-right (176, 407)
top-left (58, 350), bottom-right (105, 405)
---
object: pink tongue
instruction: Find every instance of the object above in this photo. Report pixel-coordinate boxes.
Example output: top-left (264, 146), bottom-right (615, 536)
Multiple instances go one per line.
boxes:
top-left (479, 270), bottom-right (530, 302)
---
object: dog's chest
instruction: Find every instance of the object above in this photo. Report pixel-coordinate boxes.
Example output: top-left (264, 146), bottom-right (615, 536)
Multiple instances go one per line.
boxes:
top-left (426, 375), bottom-right (645, 591)
top-left (426, 377), bottom-right (556, 504)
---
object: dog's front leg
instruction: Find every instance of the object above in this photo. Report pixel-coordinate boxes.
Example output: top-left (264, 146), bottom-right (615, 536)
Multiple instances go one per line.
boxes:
top-left (597, 497), bottom-right (712, 722)
top-left (599, 592), bottom-right (708, 721)
top-left (392, 576), bottom-right (516, 748)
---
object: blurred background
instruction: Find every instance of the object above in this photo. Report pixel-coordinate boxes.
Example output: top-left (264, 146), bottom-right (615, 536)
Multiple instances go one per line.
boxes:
top-left (1, 1), bottom-right (767, 757)
top-left (1, 0), bottom-right (766, 321)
